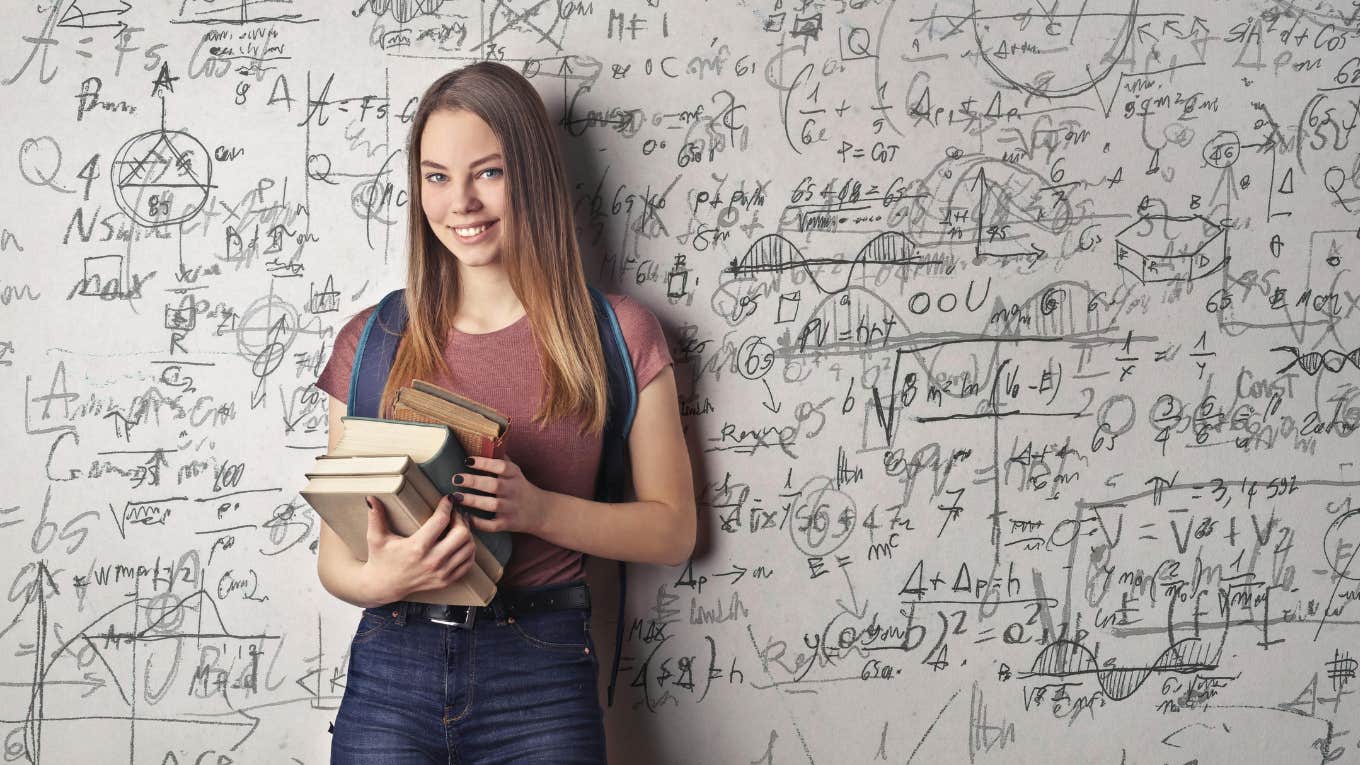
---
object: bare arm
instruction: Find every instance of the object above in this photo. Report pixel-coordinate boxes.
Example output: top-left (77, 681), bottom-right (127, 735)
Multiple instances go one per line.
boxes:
top-left (532, 365), bottom-right (697, 566)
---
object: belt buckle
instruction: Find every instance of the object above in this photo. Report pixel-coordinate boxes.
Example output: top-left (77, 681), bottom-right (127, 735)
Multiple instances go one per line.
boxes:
top-left (429, 605), bottom-right (478, 630)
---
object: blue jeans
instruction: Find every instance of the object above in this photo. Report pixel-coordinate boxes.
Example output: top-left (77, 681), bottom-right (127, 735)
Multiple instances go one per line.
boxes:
top-left (330, 582), bottom-right (607, 764)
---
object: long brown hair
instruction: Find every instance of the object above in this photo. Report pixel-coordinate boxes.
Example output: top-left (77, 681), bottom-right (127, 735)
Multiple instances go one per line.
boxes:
top-left (376, 61), bottom-right (609, 436)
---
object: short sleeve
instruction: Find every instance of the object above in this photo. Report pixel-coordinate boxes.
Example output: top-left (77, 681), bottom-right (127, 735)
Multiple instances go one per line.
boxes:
top-left (608, 293), bottom-right (673, 391)
top-left (314, 305), bottom-right (377, 403)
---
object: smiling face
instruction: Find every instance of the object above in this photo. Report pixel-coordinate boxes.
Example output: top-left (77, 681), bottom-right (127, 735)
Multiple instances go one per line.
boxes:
top-left (419, 108), bottom-right (508, 271)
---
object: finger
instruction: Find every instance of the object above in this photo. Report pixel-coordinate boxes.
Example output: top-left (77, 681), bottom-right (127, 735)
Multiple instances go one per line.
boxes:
top-left (469, 511), bottom-right (506, 534)
top-left (410, 493), bottom-right (454, 547)
top-left (430, 509), bottom-right (472, 557)
top-left (437, 553), bottom-right (476, 587)
top-left (452, 473), bottom-right (499, 494)
top-left (453, 492), bottom-right (499, 514)
top-left (466, 456), bottom-right (507, 475)
top-left (436, 537), bottom-right (476, 577)
top-left (365, 496), bottom-right (390, 544)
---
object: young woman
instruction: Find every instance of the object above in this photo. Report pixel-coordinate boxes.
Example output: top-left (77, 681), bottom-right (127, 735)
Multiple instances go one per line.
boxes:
top-left (312, 61), bottom-right (697, 764)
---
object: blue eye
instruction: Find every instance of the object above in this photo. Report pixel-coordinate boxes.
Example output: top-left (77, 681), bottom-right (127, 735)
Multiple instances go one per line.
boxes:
top-left (423, 168), bottom-right (500, 182)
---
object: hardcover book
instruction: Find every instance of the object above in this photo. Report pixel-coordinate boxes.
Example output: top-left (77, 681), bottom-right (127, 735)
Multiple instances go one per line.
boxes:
top-left (300, 458), bottom-right (500, 606)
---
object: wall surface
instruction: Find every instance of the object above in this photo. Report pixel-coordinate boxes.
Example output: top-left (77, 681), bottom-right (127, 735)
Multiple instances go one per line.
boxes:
top-left (3, 1), bottom-right (1360, 763)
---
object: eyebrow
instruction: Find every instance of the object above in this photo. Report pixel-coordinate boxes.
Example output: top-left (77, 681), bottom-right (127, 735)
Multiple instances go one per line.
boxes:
top-left (419, 153), bottom-right (502, 171)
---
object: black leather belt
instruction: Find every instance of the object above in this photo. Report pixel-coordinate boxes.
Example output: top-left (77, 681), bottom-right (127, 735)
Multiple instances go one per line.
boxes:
top-left (383, 581), bottom-right (590, 630)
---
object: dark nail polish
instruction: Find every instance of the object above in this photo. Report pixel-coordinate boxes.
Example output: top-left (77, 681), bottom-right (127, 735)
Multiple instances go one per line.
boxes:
top-left (453, 475), bottom-right (464, 485)
top-left (453, 492), bottom-right (465, 503)
top-left (464, 457), bottom-right (474, 466)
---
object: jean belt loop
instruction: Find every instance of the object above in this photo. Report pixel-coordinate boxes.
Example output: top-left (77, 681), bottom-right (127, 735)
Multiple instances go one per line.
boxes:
top-left (391, 601), bottom-right (408, 626)
top-left (490, 592), bottom-right (510, 622)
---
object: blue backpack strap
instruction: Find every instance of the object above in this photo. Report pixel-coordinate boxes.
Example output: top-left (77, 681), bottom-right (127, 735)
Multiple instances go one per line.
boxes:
top-left (589, 285), bottom-right (638, 501)
top-left (347, 288), bottom-right (409, 418)
top-left (586, 285), bottom-right (638, 708)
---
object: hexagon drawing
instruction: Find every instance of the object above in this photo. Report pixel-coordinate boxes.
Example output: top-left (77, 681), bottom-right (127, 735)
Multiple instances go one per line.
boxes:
top-left (1114, 214), bottom-right (1227, 283)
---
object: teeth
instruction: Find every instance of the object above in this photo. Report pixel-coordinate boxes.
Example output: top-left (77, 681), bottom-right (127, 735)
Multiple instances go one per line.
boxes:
top-left (454, 222), bottom-right (490, 237)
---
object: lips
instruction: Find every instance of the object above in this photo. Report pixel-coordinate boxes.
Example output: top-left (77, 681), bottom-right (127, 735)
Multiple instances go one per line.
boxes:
top-left (450, 219), bottom-right (498, 243)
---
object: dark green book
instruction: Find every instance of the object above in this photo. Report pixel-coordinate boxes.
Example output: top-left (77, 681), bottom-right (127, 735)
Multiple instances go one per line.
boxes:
top-left (333, 415), bottom-right (511, 566)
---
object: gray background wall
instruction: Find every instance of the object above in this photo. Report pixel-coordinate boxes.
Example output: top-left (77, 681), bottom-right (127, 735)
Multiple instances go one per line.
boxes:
top-left (3, 0), bottom-right (1360, 763)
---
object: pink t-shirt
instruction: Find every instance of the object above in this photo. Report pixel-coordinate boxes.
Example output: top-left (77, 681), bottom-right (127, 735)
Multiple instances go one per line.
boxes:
top-left (313, 291), bottom-right (674, 589)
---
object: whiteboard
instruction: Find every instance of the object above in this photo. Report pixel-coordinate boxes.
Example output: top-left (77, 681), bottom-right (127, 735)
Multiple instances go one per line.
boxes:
top-left (3, 1), bottom-right (1360, 763)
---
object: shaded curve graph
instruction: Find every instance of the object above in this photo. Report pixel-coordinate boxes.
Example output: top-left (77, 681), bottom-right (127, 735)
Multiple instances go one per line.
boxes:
top-left (1272, 345), bottom-right (1360, 375)
top-left (725, 231), bottom-right (939, 294)
top-left (1026, 636), bottom-right (1218, 701)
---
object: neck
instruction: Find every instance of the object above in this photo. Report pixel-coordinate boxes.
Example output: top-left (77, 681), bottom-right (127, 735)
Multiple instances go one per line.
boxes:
top-left (451, 262), bottom-right (524, 331)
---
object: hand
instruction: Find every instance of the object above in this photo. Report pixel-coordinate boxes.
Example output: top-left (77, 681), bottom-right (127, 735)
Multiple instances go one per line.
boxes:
top-left (360, 493), bottom-right (478, 604)
top-left (453, 456), bottom-right (548, 535)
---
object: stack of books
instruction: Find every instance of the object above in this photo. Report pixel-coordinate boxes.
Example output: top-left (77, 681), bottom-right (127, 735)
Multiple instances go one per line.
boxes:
top-left (301, 380), bottom-right (512, 606)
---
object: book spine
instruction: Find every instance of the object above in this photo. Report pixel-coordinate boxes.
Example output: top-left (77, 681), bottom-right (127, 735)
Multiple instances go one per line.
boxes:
top-left (463, 555), bottom-right (496, 602)
top-left (417, 438), bottom-right (460, 497)
top-left (419, 433), bottom-right (500, 521)
top-left (391, 401), bottom-right (446, 427)
top-left (391, 478), bottom-right (434, 537)
top-left (393, 397), bottom-right (494, 460)
top-left (403, 463), bottom-right (443, 512)
top-left (473, 534), bottom-right (503, 582)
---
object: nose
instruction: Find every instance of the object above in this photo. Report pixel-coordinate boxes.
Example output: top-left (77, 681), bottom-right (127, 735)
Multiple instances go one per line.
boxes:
top-left (447, 178), bottom-right (481, 218)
